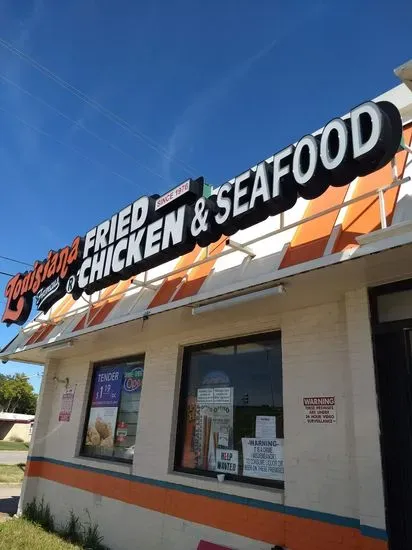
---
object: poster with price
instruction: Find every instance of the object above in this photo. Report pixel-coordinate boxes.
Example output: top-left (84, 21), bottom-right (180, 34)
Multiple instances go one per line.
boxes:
top-left (91, 365), bottom-right (123, 407)
top-left (85, 365), bottom-right (124, 451)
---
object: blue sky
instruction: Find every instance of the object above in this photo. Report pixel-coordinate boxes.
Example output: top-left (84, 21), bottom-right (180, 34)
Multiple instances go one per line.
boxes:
top-left (0, 0), bottom-right (411, 393)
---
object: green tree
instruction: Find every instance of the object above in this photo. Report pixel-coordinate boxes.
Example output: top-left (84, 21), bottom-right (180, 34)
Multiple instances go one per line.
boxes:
top-left (0, 374), bottom-right (37, 414)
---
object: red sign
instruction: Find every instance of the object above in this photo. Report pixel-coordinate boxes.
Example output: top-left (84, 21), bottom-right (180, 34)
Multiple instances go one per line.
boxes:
top-left (59, 387), bottom-right (76, 422)
top-left (197, 542), bottom-right (233, 550)
top-left (155, 180), bottom-right (190, 211)
top-left (116, 421), bottom-right (128, 442)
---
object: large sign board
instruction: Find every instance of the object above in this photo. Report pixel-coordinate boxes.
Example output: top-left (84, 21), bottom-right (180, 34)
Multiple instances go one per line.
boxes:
top-left (2, 101), bottom-right (403, 326)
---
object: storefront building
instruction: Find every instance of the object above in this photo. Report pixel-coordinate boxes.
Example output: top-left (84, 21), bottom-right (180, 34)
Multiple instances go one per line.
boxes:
top-left (2, 66), bottom-right (412, 550)
top-left (0, 412), bottom-right (34, 442)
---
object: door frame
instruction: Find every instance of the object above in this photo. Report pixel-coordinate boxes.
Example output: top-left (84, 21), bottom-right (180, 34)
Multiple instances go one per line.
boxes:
top-left (369, 278), bottom-right (412, 548)
top-left (369, 278), bottom-right (412, 334)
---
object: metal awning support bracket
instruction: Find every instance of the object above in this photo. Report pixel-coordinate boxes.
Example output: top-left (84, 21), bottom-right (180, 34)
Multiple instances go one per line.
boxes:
top-left (391, 157), bottom-right (399, 181)
top-left (400, 139), bottom-right (412, 156)
top-left (226, 239), bottom-right (256, 258)
top-left (130, 280), bottom-right (158, 291)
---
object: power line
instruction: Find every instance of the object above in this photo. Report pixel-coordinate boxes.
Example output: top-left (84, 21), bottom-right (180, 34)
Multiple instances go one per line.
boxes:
top-left (0, 254), bottom-right (31, 267)
top-left (0, 36), bottom-right (197, 176)
top-left (0, 104), bottom-right (141, 188)
top-left (0, 270), bottom-right (13, 277)
top-left (0, 73), bottom-right (165, 184)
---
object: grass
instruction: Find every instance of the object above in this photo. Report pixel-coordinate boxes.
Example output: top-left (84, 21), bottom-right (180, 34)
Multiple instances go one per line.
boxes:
top-left (0, 463), bottom-right (25, 484)
top-left (22, 499), bottom-right (108, 549)
top-left (0, 518), bottom-right (82, 549)
top-left (0, 440), bottom-right (29, 451)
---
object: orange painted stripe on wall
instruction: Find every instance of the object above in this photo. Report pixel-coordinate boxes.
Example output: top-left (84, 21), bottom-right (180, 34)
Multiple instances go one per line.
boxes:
top-left (172, 236), bottom-right (227, 301)
top-left (333, 127), bottom-right (412, 253)
top-left (279, 185), bottom-right (350, 269)
top-left (284, 515), bottom-right (387, 550)
top-left (26, 460), bottom-right (387, 550)
top-left (148, 246), bottom-right (201, 308)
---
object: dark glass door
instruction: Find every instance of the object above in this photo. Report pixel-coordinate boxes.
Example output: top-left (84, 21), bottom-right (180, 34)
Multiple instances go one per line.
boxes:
top-left (374, 328), bottom-right (412, 549)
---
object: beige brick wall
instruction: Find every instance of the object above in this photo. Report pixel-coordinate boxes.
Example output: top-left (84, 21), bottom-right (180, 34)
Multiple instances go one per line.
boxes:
top-left (345, 288), bottom-right (385, 530)
top-left (20, 283), bottom-right (386, 549)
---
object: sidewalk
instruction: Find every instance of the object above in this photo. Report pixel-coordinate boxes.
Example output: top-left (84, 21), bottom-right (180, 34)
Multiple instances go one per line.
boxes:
top-left (0, 451), bottom-right (28, 465)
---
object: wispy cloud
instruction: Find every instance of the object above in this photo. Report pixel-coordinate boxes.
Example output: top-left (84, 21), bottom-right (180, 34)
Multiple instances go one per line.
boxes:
top-left (162, 39), bottom-right (278, 187)
top-left (15, 0), bottom-right (44, 49)
top-left (1, 0), bottom-right (45, 163)
top-left (163, 1), bottom-right (327, 188)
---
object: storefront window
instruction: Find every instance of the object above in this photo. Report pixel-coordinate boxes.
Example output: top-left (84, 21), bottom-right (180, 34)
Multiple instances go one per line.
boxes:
top-left (81, 356), bottom-right (144, 463)
top-left (175, 333), bottom-right (284, 487)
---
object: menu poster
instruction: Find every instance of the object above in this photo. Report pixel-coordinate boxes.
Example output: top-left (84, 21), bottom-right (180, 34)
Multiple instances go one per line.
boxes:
top-left (195, 403), bottom-right (214, 469)
top-left (182, 395), bottom-right (197, 468)
top-left (85, 407), bottom-right (117, 448)
top-left (91, 365), bottom-right (123, 407)
top-left (242, 438), bottom-right (284, 481)
top-left (195, 387), bottom-right (234, 470)
top-left (58, 386), bottom-right (76, 422)
top-left (86, 365), bottom-right (124, 450)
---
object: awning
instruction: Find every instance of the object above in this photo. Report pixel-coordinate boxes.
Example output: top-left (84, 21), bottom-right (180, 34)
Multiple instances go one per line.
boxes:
top-left (2, 87), bottom-right (412, 363)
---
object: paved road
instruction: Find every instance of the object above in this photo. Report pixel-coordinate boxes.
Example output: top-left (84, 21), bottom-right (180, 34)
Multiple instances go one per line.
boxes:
top-left (0, 451), bottom-right (28, 465)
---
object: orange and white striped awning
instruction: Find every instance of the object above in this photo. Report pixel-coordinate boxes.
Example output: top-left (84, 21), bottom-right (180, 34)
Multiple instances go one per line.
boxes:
top-left (2, 86), bottom-right (412, 359)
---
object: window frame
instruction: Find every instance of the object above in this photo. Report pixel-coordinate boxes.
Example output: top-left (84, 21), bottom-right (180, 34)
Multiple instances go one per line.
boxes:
top-left (369, 279), bottom-right (412, 334)
top-left (174, 331), bottom-right (284, 490)
top-left (80, 354), bottom-right (145, 465)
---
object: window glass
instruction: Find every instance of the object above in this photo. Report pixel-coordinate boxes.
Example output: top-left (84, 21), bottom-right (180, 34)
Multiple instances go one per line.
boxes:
top-left (175, 333), bottom-right (284, 486)
top-left (82, 356), bottom-right (144, 462)
top-left (377, 289), bottom-right (412, 323)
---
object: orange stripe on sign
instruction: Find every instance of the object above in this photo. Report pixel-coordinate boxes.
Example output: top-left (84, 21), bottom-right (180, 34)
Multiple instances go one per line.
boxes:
top-left (73, 280), bottom-right (132, 332)
top-left (148, 246), bottom-right (201, 308)
top-left (333, 127), bottom-right (412, 253)
top-left (26, 459), bottom-right (387, 550)
top-left (173, 236), bottom-right (227, 301)
top-left (280, 185), bottom-right (349, 269)
top-left (26, 295), bottom-right (75, 346)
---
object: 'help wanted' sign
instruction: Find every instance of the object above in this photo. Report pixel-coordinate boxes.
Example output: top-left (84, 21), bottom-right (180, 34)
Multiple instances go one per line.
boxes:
top-left (215, 450), bottom-right (238, 474)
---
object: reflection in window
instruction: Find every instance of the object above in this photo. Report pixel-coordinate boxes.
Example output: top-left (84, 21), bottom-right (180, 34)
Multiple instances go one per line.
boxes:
top-left (175, 333), bottom-right (284, 487)
top-left (81, 356), bottom-right (144, 463)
